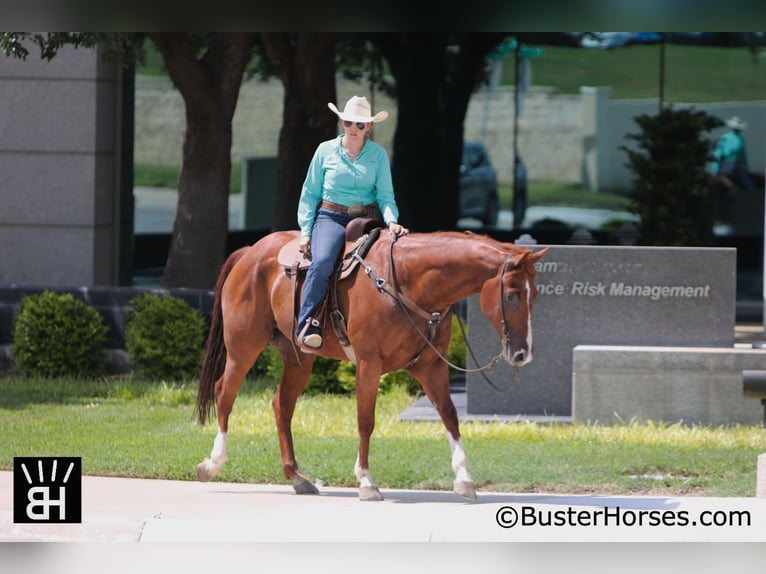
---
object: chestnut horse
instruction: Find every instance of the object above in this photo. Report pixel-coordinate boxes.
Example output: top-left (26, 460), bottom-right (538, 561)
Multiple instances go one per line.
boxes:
top-left (194, 230), bottom-right (549, 500)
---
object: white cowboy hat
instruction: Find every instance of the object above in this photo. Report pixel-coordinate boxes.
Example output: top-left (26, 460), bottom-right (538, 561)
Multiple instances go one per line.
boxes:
top-left (328, 95), bottom-right (388, 124)
top-left (726, 116), bottom-right (747, 130)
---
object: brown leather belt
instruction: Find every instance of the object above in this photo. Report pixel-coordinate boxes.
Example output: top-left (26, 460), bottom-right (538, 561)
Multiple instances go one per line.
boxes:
top-left (320, 200), bottom-right (378, 218)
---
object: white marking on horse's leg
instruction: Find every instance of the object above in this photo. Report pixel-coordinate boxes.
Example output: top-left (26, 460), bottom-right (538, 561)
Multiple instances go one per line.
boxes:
top-left (525, 278), bottom-right (533, 363)
top-left (449, 434), bottom-right (477, 498)
top-left (211, 430), bottom-right (228, 465)
top-left (448, 435), bottom-right (473, 484)
top-left (354, 453), bottom-right (383, 500)
top-left (197, 430), bottom-right (228, 481)
top-left (354, 453), bottom-right (377, 490)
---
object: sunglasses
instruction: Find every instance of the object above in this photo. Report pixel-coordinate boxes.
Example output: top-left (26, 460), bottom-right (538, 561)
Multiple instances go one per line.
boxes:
top-left (343, 120), bottom-right (369, 129)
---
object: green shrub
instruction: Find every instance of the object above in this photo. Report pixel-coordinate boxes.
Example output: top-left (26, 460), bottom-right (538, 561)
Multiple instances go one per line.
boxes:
top-left (125, 293), bottom-right (207, 381)
top-left (621, 106), bottom-right (723, 246)
top-left (12, 291), bottom-right (108, 378)
top-left (446, 313), bottom-right (467, 377)
top-left (248, 312), bottom-right (469, 396)
top-left (251, 345), bottom-right (283, 383)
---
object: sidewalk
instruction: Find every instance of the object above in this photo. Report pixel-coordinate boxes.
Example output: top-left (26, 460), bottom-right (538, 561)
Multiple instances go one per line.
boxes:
top-left (2, 470), bottom-right (764, 543)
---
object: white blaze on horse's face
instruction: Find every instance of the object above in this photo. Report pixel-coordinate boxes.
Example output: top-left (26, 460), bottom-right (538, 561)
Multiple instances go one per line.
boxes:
top-left (524, 278), bottom-right (534, 363)
top-left (501, 275), bottom-right (536, 367)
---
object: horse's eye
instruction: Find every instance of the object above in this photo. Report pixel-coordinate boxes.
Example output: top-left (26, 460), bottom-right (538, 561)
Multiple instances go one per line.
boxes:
top-left (505, 291), bottom-right (519, 304)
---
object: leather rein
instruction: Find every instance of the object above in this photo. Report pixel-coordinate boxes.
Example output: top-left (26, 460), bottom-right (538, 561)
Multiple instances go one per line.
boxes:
top-left (354, 235), bottom-right (520, 391)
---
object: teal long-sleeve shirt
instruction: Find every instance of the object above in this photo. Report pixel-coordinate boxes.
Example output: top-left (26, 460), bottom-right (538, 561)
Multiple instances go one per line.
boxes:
top-left (297, 135), bottom-right (399, 237)
top-left (711, 130), bottom-right (748, 174)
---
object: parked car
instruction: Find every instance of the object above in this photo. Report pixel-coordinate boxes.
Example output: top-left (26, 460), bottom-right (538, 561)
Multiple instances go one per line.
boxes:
top-left (459, 141), bottom-right (499, 226)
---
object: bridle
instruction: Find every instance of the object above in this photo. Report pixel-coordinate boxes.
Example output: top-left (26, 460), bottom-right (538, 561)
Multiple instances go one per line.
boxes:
top-left (357, 235), bottom-right (529, 392)
top-left (497, 254), bottom-right (519, 359)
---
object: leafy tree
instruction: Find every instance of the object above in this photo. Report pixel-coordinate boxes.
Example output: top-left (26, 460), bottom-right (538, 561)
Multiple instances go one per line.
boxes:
top-left (371, 33), bottom-right (506, 231)
top-left (1, 32), bottom-right (338, 286)
top-left (145, 33), bottom-right (256, 288)
top-left (260, 33), bottom-right (338, 230)
top-left (621, 106), bottom-right (723, 246)
top-left (2, 32), bottom-right (510, 287)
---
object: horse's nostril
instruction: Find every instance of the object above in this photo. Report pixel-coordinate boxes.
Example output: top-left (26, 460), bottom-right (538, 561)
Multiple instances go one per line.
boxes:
top-left (512, 350), bottom-right (526, 364)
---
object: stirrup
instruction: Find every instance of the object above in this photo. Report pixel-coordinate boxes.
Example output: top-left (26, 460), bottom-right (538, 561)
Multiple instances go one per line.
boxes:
top-left (297, 318), bottom-right (323, 349)
top-left (302, 333), bottom-right (323, 349)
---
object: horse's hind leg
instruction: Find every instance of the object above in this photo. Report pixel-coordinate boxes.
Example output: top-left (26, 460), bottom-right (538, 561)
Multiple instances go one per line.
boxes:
top-left (272, 346), bottom-right (318, 495)
top-left (409, 359), bottom-right (477, 499)
top-left (197, 349), bottom-right (261, 482)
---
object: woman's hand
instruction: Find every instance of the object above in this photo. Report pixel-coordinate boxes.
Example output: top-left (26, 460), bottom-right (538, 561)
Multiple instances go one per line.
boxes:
top-left (299, 236), bottom-right (311, 257)
top-left (388, 222), bottom-right (409, 238)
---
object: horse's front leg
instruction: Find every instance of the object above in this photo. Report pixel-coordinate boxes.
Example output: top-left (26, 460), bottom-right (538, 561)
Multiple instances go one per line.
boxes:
top-left (355, 362), bottom-right (384, 501)
top-left (273, 351), bottom-right (319, 495)
top-left (448, 435), bottom-right (476, 499)
top-left (409, 358), bottom-right (477, 499)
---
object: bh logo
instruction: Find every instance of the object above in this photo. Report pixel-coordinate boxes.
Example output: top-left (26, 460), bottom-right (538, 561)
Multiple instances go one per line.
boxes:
top-left (13, 457), bottom-right (82, 523)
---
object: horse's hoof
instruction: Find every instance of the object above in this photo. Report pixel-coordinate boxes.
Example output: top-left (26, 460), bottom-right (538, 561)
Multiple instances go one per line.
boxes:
top-left (454, 480), bottom-right (477, 500)
top-left (359, 485), bottom-right (384, 501)
top-left (293, 476), bottom-right (320, 495)
top-left (196, 459), bottom-right (216, 482)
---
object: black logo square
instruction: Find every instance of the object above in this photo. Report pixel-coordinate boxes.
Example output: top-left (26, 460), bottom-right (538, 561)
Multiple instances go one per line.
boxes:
top-left (13, 457), bottom-right (82, 523)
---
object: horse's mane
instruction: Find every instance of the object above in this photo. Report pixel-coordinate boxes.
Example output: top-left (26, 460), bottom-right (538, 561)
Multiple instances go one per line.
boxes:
top-left (392, 230), bottom-right (539, 276)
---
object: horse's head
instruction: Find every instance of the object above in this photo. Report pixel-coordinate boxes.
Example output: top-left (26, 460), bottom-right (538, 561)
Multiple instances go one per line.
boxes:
top-left (479, 246), bottom-right (550, 367)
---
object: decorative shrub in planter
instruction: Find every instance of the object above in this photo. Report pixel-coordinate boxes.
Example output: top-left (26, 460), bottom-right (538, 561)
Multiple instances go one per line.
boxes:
top-left (12, 291), bottom-right (108, 378)
top-left (125, 293), bottom-right (207, 381)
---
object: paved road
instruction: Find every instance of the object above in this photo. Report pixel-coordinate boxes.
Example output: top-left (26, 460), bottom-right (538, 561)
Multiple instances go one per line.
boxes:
top-left (2, 470), bottom-right (764, 543)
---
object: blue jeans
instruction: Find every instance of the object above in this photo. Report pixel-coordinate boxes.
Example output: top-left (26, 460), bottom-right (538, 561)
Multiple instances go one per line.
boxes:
top-left (297, 208), bottom-right (352, 335)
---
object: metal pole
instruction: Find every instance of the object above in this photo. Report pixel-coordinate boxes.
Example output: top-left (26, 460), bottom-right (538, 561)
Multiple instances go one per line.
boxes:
top-left (762, 145), bottom-right (766, 339)
top-left (756, 147), bottom-right (766, 348)
top-left (512, 45), bottom-right (520, 231)
top-left (658, 33), bottom-right (665, 114)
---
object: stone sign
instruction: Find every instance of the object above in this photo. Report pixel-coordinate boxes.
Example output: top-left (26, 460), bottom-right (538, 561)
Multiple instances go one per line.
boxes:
top-left (466, 245), bottom-right (736, 417)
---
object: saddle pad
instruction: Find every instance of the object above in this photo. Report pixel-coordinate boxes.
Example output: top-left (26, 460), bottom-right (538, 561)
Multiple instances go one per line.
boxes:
top-left (277, 237), bottom-right (367, 272)
top-left (277, 237), bottom-right (312, 271)
top-left (277, 224), bottom-right (385, 273)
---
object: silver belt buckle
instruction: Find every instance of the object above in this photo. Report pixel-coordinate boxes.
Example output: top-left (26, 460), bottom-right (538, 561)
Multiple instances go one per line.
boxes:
top-left (348, 203), bottom-right (367, 218)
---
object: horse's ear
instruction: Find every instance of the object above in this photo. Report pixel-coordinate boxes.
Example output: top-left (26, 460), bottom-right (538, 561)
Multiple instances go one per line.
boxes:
top-left (528, 246), bottom-right (551, 263)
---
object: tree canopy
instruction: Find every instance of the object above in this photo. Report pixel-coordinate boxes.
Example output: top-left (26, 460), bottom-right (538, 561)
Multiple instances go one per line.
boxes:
top-left (2, 32), bottom-right (509, 288)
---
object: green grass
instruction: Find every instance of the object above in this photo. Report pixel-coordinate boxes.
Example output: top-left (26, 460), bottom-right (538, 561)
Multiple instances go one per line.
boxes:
top-left (138, 39), bottom-right (766, 104)
top-left (509, 44), bottom-right (766, 102)
top-left (134, 162), bottom-right (242, 194)
top-left (1, 376), bottom-right (763, 496)
top-left (499, 181), bottom-right (631, 211)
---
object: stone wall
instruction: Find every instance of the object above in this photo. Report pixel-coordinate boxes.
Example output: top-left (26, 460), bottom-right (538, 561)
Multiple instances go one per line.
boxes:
top-left (0, 45), bottom-right (125, 286)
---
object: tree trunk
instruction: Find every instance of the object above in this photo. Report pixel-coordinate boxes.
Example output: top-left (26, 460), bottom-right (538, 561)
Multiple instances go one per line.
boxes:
top-left (148, 33), bottom-right (254, 289)
top-left (373, 33), bottom-right (505, 231)
top-left (262, 33), bottom-right (337, 231)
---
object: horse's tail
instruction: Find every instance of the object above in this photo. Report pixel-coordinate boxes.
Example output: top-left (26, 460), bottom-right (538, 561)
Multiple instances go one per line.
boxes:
top-left (195, 247), bottom-right (249, 425)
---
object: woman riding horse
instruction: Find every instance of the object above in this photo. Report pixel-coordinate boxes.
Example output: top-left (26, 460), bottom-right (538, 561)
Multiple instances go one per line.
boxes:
top-left (195, 227), bottom-right (549, 501)
top-left (296, 95), bottom-right (408, 350)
